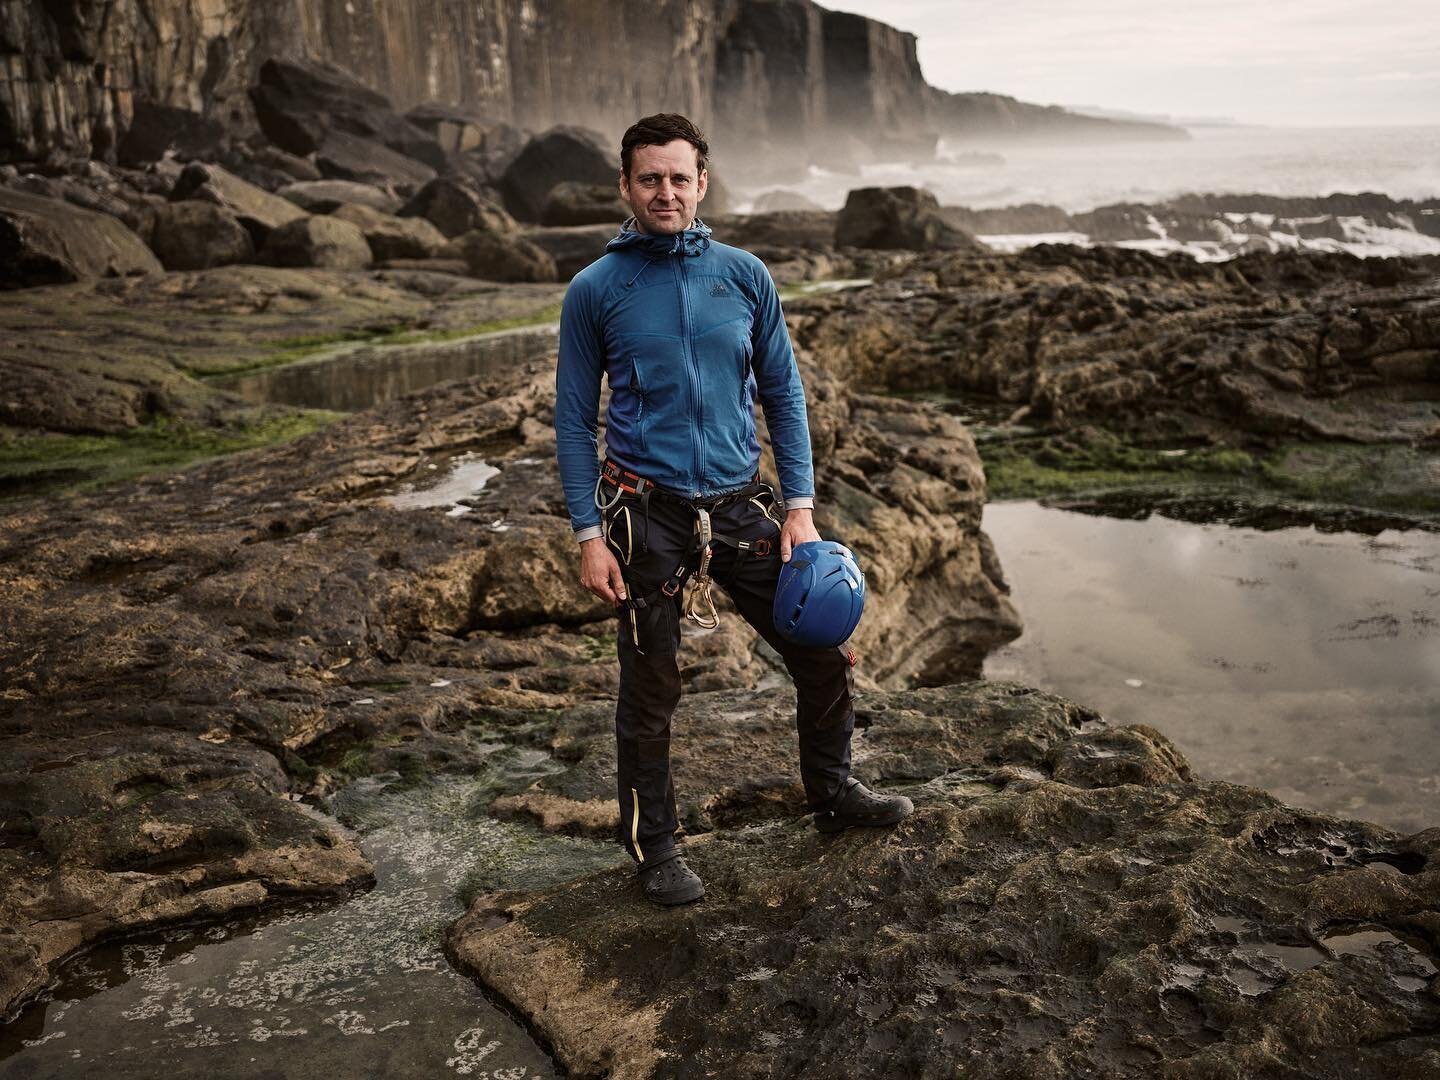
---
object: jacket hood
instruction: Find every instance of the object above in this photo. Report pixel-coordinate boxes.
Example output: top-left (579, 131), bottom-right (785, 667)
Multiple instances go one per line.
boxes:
top-left (606, 217), bottom-right (712, 257)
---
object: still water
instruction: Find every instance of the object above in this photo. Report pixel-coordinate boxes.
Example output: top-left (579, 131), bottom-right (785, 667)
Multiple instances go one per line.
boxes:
top-left (983, 501), bottom-right (1440, 835)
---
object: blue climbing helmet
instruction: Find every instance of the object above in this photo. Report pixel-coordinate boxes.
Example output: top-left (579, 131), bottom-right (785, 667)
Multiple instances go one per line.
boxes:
top-left (772, 540), bottom-right (866, 648)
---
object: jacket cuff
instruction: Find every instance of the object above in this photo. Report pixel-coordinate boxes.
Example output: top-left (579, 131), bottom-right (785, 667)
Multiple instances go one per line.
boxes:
top-left (783, 496), bottom-right (815, 511)
top-left (575, 524), bottom-right (604, 543)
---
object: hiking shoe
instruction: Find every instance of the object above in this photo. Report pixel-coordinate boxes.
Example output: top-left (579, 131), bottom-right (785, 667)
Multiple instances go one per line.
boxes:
top-left (814, 778), bottom-right (914, 834)
top-left (637, 850), bottom-right (705, 906)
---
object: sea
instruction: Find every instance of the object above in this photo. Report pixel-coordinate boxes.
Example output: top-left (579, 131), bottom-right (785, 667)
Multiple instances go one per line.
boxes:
top-left (735, 124), bottom-right (1440, 260)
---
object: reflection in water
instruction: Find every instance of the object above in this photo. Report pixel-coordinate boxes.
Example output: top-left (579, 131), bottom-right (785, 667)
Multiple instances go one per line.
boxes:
top-left (983, 502), bottom-right (1440, 834)
top-left (385, 453), bottom-right (502, 515)
top-left (214, 326), bottom-right (559, 412)
top-left (0, 767), bottom-right (621, 1079)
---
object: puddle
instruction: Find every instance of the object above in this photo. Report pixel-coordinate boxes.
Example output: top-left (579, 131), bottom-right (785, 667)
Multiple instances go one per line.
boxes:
top-left (214, 325), bottom-right (559, 412)
top-left (1211, 921), bottom-right (1438, 999)
top-left (983, 502), bottom-right (1440, 834)
top-left (385, 453), bottom-right (501, 514)
top-left (0, 765), bottom-right (623, 1079)
top-left (1324, 928), bottom-right (1439, 991)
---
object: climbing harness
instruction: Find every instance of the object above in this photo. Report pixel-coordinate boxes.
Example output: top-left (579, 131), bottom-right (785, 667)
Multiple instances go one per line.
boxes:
top-left (595, 460), bottom-right (780, 648)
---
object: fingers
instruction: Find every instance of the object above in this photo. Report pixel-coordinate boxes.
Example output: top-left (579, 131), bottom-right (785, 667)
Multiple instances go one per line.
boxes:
top-left (580, 542), bottom-right (627, 606)
top-left (588, 578), bottom-right (619, 605)
top-left (780, 525), bottom-right (793, 563)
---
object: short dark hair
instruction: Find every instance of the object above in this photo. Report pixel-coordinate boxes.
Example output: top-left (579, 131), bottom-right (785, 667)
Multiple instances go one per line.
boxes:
top-left (620, 113), bottom-right (709, 178)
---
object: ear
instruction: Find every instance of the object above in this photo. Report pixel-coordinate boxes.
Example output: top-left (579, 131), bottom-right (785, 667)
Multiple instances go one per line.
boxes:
top-left (696, 167), bottom-right (708, 203)
top-left (618, 169), bottom-right (630, 199)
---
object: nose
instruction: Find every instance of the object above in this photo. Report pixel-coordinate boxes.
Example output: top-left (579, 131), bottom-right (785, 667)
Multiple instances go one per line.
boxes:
top-left (655, 178), bottom-right (676, 202)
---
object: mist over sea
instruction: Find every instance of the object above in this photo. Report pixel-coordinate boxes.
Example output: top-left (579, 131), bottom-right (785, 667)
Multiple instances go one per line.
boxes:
top-left (741, 124), bottom-right (1440, 213)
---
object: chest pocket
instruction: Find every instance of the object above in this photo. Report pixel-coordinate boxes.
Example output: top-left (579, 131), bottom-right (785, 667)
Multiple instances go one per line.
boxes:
top-left (692, 315), bottom-right (754, 409)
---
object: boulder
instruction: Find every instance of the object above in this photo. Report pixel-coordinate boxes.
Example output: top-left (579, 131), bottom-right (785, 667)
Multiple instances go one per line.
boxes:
top-left (332, 203), bottom-right (447, 260)
top-left (539, 181), bottom-right (626, 226)
top-left (115, 99), bottom-right (228, 168)
top-left (260, 215), bottom-right (372, 270)
top-left (1069, 203), bottom-right (1159, 242)
top-left (314, 130), bottom-right (437, 192)
top-left (404, 102), bottom-right (490, 154)
top-left (250, 145), bottom-right (323, 183)
top-left (835, 186), bottom-right (983, 251)
top-left (498, 125), bottom-right (615, 223)
top-left (400, 177), bottom-right (516, 238)
top-left (278, 180), bottom-right (401, 215)
top-left (715, 210), bottom-right (836, 251)
top-left (0, 187), bottom-right (160, 288)
top-left (170, 162), bottom-right (307, 245)
top-left (452, 123), bottom-right (531, 187)
top-left (7, 172), bottom-right (135, 223)
top-left (372, 257), bottom-right (470, 276)
top-left (454, 229), bottom-right (557, 282)
top-left (250, 58), bottom-right (445, 171)
top-left (216, 150), bottom-right (308, 194)
top-left (1289, 216), bottom-right (1350, 242)
top-left (148, 201), bottom-right (255, 270)
top-left (524, 224), bottom-right (614, 280)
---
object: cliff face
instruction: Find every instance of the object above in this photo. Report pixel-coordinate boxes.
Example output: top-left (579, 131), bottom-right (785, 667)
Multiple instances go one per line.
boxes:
top-left (0, 0), bottom-right (1180, 166)
top-left (932, 89), bottom-right (1187, 143)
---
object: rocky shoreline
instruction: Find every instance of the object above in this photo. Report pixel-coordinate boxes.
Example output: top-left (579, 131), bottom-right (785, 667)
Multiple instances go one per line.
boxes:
top-left (1, 39), bottom-right (1437, 1075)
top-left (786, 243), bottom-right (1440, 525)
top-left (448, 682), bottom-right (1440, 1079)
top-left (0, 291), bottom-right (1018, 1018)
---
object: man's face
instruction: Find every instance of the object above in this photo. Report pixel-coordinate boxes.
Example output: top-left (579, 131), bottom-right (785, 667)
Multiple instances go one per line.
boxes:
top-left (619, 139), bottom-right (708, 236)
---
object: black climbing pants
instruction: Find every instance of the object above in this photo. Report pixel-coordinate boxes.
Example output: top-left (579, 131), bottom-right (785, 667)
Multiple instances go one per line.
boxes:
top-left (601, 479), bottom-right (856, 865)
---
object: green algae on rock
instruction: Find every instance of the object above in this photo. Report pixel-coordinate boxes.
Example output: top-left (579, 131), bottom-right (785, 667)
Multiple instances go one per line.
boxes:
top-left (0, 264), bottom-right (567, 431)
top-left (448, 682), bottom-right (1440, 1080)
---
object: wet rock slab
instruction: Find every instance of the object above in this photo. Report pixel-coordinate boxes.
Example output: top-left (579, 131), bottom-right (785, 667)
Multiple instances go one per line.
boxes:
top-left (791, 245), bottom-right (1440, 448)
top-left (0, 305), bottom-right (1017, 1016)
top-left (490, 681), bottom-right (1104, 841)
top-left (449, 682), bottom-right (1440, 1079)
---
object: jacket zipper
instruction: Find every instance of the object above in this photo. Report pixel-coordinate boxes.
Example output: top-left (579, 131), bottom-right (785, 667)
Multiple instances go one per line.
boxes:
top-left (631, 354), bottom-right (645, 453)
top-left (674, 253), bottom-right (703, 494)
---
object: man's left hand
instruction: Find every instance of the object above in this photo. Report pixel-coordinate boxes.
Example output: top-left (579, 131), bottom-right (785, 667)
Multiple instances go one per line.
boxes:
top-left (779, 507), bottom-right (821, 562)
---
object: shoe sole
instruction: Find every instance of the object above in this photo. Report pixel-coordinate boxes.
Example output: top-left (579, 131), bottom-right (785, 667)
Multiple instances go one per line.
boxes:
top-left (814, 804), bottom-right (914, 834)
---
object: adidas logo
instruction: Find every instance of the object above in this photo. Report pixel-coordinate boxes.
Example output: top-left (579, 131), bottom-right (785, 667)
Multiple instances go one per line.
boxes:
top-left (709, 282), bottom-right (729, 297)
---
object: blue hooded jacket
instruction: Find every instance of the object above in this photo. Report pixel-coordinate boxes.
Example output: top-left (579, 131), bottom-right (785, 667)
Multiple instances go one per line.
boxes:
top-left (554, 217), bottom-right (815, 539)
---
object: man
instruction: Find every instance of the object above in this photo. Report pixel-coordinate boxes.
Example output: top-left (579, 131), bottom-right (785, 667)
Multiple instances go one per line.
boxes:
top-left (554, 113), bottom-right (912, 907)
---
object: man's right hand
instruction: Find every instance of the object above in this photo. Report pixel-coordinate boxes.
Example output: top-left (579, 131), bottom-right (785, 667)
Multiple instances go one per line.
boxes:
top-left (580, 537), bottom-right (628, 606)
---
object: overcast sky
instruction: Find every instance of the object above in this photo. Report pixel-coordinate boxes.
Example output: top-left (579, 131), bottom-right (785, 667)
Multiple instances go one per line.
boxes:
top-left (820, 0), bottom-right (1440, 127)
